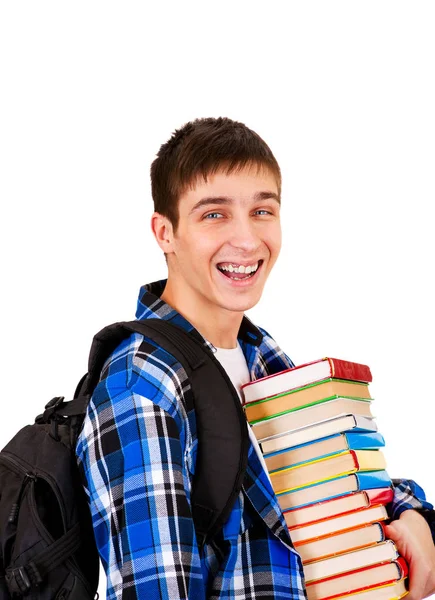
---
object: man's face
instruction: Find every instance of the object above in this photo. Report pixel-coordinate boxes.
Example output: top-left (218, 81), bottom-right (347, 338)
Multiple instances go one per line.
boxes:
top-left (165, 165), bottom-right (282, 317)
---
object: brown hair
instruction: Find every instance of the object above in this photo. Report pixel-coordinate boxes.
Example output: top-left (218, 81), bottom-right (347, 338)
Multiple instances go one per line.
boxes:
top-left (150, 117), bottom-right (281, 235)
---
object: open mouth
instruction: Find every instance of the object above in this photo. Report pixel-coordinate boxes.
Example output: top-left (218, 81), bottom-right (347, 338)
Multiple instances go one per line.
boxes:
top-left (216, 259), bottom-right (264, 281)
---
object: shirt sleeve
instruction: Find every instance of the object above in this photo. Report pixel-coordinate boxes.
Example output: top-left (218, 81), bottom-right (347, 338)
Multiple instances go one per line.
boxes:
top-left (76, 386), bottom-right (206, 600)
top-left (388, 479), bottom-right (435, 543)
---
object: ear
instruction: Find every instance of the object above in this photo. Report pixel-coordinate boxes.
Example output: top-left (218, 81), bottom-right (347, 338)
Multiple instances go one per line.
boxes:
top-left (150, 212), bottom-right (175, 254)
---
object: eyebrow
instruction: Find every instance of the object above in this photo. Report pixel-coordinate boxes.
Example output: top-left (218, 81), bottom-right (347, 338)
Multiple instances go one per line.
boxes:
top-left (189, 191), bottom-right (281, 215)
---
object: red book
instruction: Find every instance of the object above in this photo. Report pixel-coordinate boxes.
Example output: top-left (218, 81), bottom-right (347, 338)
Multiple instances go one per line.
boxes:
top-left (284, 487), bottom-right (393, 529)
top-left (305, 556), bottom-right (408, 600)
top-left (242, 357), bottom-right (372, 405)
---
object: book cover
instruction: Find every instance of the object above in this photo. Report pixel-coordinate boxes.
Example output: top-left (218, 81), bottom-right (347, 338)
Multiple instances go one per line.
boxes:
top-left (289, 504), bottom-right (389, 544)
top-left (242, 357), bottom-right (372, 404)
top-left (270, 450), bottom-right (386, 494)
top-left (276, 470), bottom-right (392, 512)
top-left (245, 378), bottom-right (372, 423)
top-left (330, 579), bottom-right (408, 600)
top-left (265, 432), bottom-right (386, 473)
top-left (260, 415), bottom-right (378, 454)
top-left (303, 539), bottom-right (399, 583)
top-left (283, 487), bottom-right (393, 528)
top-left (305, 557), bottom-right (408, 600)
top-left (253, 400), bottom-right (374, 443)
top-left (297, 522), bottom-right (386, 564)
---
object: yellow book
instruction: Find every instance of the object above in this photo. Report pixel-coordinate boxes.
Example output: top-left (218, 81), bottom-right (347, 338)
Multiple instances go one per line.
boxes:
top-left (270, 450), bottom-right (386, 494)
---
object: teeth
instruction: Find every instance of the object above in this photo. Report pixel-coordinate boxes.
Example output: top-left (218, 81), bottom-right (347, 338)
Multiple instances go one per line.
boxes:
top-left (218, 261), bottom-right (259, 274)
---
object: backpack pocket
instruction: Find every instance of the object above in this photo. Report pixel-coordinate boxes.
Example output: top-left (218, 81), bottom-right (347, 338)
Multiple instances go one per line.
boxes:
top-left (0, 453), bottom-right (64, 566)
top-left (0, 452), bottom-right (94, 599)
top-left (0, 453), bottom-right (35, 569)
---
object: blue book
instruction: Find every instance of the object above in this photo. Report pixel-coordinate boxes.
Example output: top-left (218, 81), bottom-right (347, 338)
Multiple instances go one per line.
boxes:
top-left (264, 431), bottom-right (385, 473)
top-left (276, 470), bottom-right (392, 512)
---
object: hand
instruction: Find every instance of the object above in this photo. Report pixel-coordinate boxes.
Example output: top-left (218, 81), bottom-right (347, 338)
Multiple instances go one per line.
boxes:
top-left (385, 509), bottom-right (435, 600)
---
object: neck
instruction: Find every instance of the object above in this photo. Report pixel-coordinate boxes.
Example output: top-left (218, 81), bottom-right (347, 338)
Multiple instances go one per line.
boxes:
top-left (160, 279), bottom-right (243, 349)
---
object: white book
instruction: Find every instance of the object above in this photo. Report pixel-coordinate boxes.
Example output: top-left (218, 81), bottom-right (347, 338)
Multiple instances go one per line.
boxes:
top-left (259, 414), bottom-right (377, 454)
top-left (251, 398), bottom-right (373, 443)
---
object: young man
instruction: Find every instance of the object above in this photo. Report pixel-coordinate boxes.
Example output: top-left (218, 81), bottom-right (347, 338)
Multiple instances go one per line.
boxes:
top-left (77, 118), bottom-right (435, 600)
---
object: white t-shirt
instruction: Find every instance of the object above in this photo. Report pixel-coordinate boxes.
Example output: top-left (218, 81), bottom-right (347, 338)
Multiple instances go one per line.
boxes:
top-left (213, 341), bottom-right (272, 483)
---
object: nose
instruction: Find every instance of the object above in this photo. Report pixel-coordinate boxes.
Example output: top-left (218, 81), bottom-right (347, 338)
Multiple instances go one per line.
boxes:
top-left (227, 215), bottom-right (262, 253)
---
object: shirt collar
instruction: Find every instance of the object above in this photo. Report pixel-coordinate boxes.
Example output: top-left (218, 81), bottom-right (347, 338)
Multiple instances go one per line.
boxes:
top-left (135, 279), bottom-right (264, 350)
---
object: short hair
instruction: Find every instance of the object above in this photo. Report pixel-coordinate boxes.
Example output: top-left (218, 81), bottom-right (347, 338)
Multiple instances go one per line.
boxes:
top-left (150, 117), bottom-right (281, 235)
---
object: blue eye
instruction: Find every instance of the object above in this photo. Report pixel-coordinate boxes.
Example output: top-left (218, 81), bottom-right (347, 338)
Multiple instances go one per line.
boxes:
top-left (203, 209), bottom-right (273, 220)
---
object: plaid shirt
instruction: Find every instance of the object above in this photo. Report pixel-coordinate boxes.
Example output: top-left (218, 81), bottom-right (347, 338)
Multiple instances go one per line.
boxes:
top-left (76, 279), bottom-right (433, 600)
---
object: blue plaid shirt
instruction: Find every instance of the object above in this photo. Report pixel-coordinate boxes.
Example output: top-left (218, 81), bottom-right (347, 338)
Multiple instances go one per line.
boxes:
top-left (76, 279), bottom-right (433, 600)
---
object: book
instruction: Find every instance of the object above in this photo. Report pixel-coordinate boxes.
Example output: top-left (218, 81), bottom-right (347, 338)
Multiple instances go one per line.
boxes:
top-left (306, 557), bottom-right (407, 600)
top-left (245, 378), bottom-right (372, 423)
top-left (297, 522), bottom-right (386, 564)
top-left (277, 470), bottom-right (392, 512)
top-left (290, 504), bottom-right (389, 544)
top-left (264, 431), bottom-right (385, 472)
top-left (241, 357), bottom-right (372, 404)
top-left (283, 487), bottom-right (393, 528)
top-left (260, 414), bottom-right (377, 454)
top-left (332, 579), bottom-right (407, 600)
top-left (303, 539), bottom-right (399, 583)
top-left (270, 450), bottom-right (386, 494)
top-left (252, 398), bottom-right (374, 442)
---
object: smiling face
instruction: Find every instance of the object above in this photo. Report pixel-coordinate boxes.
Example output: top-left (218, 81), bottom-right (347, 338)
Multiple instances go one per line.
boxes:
top-left (152, 163), bottom-right (282, 329)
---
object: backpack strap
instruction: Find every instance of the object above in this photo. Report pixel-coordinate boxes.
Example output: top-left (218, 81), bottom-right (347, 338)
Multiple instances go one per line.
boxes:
top-left (5, 524), bottom-right (81, 595)
top-left (82, 318), bottom-right (250, 549)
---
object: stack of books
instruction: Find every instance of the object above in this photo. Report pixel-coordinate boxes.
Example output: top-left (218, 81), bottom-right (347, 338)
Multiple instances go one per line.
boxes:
top-left (241, 357), bottom-right (408, 600)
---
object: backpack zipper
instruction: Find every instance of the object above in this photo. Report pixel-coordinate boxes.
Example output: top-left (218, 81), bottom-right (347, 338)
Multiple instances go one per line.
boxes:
top-left (0, 454), bottom-right (36, 524)
top-left (0, 453), bottom-right (28, 477)
top-left (0, 452), bottom-right (67, 533)
top-left (10, 475), bottom-right (36, 524)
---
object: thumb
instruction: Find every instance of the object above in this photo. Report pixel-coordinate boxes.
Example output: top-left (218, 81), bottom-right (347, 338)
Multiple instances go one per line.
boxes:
top-left (384, 521), bottom-right (402, 544)
top-left (384, 522), bottom-right (411, 563)
top-left (384, 522), bottom-right (424, 600)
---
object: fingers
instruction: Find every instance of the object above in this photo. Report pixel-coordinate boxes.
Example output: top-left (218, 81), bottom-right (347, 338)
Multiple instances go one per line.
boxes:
top-left (406, 560), bottom-right (429, 600)
top-left (386, 523), bottom-right (430, 600)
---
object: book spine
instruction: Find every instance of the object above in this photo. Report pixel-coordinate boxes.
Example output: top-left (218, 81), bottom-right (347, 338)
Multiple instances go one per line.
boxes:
top-left (375, 520), bottom-right (387, 541)
top-left (364, 487), bottom-right (394, 506)
top-left (350, 449), bottom-right (359, 470)
top-left (395, 556), bottom-right (409, 578)
top-left (387, 539), bottom-right (400, 560)
top-left (328, 358), bottom-right (372, 383)
top-left (345, 431), bottom-right (385, 450)
top-left (356, 470), bottom-right (392, 490)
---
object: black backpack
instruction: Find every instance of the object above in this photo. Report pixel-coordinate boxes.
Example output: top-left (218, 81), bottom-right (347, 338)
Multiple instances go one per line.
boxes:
top-left (0, 318), bottom-right (249, 599)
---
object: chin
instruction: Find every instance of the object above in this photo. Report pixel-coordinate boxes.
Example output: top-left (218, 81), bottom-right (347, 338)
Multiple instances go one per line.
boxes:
top-left (222, 293), bottom-right (262, 313)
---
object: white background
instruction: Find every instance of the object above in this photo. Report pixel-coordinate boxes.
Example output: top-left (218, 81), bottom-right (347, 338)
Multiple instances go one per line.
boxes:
top-left (1, 2), bottom-right (434, 598)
